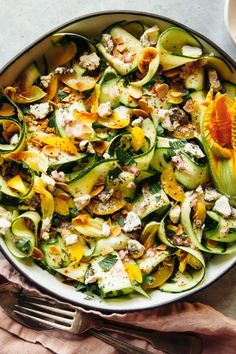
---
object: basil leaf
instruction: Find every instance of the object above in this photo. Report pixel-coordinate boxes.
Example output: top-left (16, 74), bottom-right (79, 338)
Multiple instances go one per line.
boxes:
top-left (116, 147), bottom-right (135, 166)
top-left (98, 253), bottom-right (118, 271)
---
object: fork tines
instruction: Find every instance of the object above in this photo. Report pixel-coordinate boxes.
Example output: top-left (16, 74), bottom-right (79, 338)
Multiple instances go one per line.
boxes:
top-left (14, 294), bottom-right (77, 331)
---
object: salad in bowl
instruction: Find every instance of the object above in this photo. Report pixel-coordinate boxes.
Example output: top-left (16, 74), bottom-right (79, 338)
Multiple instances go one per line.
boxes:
top-left (0, 18), bottom-right (235, 303)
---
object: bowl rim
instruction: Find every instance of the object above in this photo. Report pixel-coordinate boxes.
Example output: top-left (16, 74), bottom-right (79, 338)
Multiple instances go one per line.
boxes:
top-left (0, 10), bottom-right (235, 313)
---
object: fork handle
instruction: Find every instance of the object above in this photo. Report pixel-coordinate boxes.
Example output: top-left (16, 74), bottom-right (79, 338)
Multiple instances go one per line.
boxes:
top-left (102, 322), bottom-right (202, 354)
top-left (89, 329), bottom-right (154, 354)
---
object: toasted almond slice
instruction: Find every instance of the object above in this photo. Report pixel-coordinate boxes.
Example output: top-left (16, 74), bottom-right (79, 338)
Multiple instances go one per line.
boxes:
top-left (56, 182), bottom-right (70, 192)
top-left (154, 83), bottom-right (169, 98)
top-left (90, 184), bottom-right (104, 198)
top-left (133, 108), bottom-right (149, 118)
top-left (128, 85), bottom-right (143, 99)
top-left (32, 247), bottom-right (44, 260)
top-left (138, 98), bottom-right (153, 113)
top-left (42, 145), bottom-right (60, 157)
top-left (93, 140), bottom-right (110, 154)
top-left (164, 68), bottom-right (182, 77)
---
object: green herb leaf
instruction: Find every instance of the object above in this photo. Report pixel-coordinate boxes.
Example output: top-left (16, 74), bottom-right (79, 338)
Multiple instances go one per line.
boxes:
top-left (116, 147), bottom-right (135, 166)
top-left (169, 140), bottom-right (187, 150)
top-left (58, 90), bottom-right (69, 102)
top-left (98, 253), bottom-right (118, 271)
top-left (15, 237), bottom-right (30, 253)
top-left (149, 182), bottom-right (161, 194)
top-left (108, 166), bottom-right (122, 180)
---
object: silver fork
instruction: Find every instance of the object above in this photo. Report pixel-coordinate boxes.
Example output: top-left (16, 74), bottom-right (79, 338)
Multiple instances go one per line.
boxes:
top-left (0, 282), bottom-right (202, 354)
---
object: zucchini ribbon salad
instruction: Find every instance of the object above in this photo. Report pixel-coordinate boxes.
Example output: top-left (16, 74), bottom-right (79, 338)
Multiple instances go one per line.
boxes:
top-left (0, 21), bottom-right (236, 299)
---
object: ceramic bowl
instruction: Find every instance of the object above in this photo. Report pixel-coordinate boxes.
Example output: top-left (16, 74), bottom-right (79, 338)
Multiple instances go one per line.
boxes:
top-left (225, 0), bottom-right (236, 45)
top-left (0, 11), bottom-right (235, 312)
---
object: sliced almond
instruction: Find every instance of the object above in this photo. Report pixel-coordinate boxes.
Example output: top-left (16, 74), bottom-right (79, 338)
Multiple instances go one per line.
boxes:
top-left (93, 140), bottom-right (110, 154)
top-left (42, 145), bottom-right (60, 157)
top-left (138, 98), bottom-right (153, 113)
top-left (90, 184), bottom-right (104, 198)
top-left (56, 182), bottom-right (70, 192)
top-left (128, 85), bottom-right (143, 99)
top-left (133, 108), bottom-right (149, 118)
top-left (154, 83), bottom-right (169, 98)
top-left (32, 247), bottom-right (44, 260)
top-left (164, 68), bottom-right (182, 77)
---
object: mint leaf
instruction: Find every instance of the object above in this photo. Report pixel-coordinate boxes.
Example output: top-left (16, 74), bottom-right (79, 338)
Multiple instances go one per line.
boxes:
top-left (15, 237), bottom-right (30, 253)
top-left (98, 253), bottom-right (118, 271)
top-left (149, 182), bottom-right (161, 194)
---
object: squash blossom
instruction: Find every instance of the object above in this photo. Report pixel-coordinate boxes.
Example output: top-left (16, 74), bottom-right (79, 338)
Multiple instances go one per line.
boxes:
top-left (201, 90), bottom-right (236, 204)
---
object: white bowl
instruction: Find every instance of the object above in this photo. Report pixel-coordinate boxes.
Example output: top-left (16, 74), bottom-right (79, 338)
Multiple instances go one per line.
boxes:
top-left (225, 0), bottom-right (236, 45)
top-left (0, 11), bottom-right (235, 313)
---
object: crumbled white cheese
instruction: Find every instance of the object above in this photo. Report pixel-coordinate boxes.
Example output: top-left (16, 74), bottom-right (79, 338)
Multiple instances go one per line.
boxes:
top-left (51, 170), bottom-right (65, 182)
top-left (103, 152), bottom-right (111, 159)
top-left (29, 102), bottom-right (51, 120)
top-left (131, 117), bottom-right (144, 127)
top-left (128, 239), bottom-right (145, 258)
top-left (41, 217), bottom-right (51, 240)
top-left (140, 26), bottom-right (159, 47)
top-left (122, 212), bottom-right (141, 233)
top-left (79, 52), bottom-right (100, 71)
top-left (56, 102), bottom-right (85, 128)
top-left (184, 143), bottom-right (205, 159)
top-left (0, 218), bottom-right (11, 235)
top-left (213, 196), bottom-right (232, 218)
top-left (196, 185), bottom-right (203, 194)
top-left (56, 108), bottom-right (73, 128)
top-left (85, 264), bottom-right (102, 284)
top-left (54, 66), bottom-right (74, 75)
top-left (208, 69), bottom-right (222, 91)
top-left (158, 109), bottom-right (178, 132)
top-left (172, 155), bottom-right (190, 173)
top-left (182, 45), bottom-right (202, 58)
top-left (204, 188), bottom-right (221, 202)
top-left (101, 222), bottom-right (111, 237)
top-left (79, 140), bottom-right (95, 154)
top-left (169, 205), bottom-right (181, 224)
top-left (97, 102), bottom-right (112, 118)
top-left (64, 233), bottom-right (78, 246)
top-left (97, 189), bottom-right (114, 203)
top-left (9, 133), bottom-right (19, 145)
top-left (74, 195), bottom-right (91, 211)
top-left (40, 173), bottom-right (56, 191)
top-left (41, 232), bottom-right (50, 240)
top-left (101, 33), bottom-right (114, 53)
top-left (40, 73), bottom-right (54, 89)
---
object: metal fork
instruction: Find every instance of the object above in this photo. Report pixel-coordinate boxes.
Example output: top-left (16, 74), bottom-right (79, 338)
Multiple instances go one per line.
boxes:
top-left (0, 282), bottom-right (202, 354)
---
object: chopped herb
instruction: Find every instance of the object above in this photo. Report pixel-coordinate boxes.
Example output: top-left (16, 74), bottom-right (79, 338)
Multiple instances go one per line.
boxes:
top-left (47, 112), bottom-right (55, 128)
top-left (57, 90), bottom-right (69, 102)
top-left (149, 182), bottom-right (161, 194)
top-left (69, 206), bottom-right (79, 218)
top-left (98, 253), bottom-right (118, 271)
top-left (156, 125), bottom-right (164, 136)
top-left (116, 147), bottom-right (135, 166)
top-left (169, 140), bottom-right (187, 150)
top-left (15, 237), bottom-right (30, 253)
top-left (142, 274), bottom-right (154, 286)
top-left (108, 166), bottom-right (122, 180)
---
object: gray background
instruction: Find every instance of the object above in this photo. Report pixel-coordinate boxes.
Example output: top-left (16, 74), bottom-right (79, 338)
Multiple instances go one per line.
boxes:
top-left (0, 0), bottom-right (235, 317)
